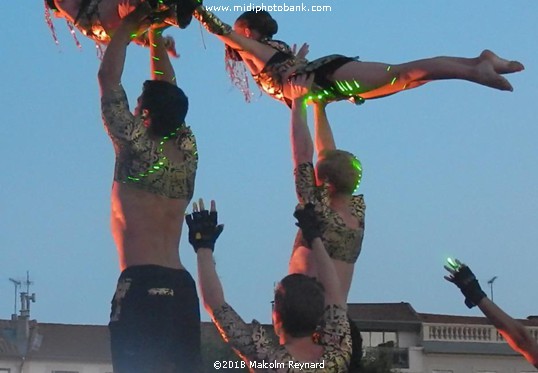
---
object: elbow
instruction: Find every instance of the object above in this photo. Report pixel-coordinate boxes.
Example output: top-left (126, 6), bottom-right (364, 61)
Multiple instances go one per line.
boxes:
top-left (293, 150), bottom-right (313, 167)
top-left (300, 146), bottom-right (314, 163)
top-left (202, 298), bottom-right (216, 314)
top-left (201, 290), bottom-right (226, 313)
top-left (202, 298), bottom-right (225, 315)
top-left (97, 67), bottom-right (109, 86)
top-left (97, 64), bottom-right (117, 87)
top-left (504, 327), bottom-right (538, 357)
top-left (517, 332), bottom-right (538, 355)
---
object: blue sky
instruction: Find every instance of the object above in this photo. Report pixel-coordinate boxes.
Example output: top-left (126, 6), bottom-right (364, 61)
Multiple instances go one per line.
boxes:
top-left (1, 1), bottom-right (537, 325)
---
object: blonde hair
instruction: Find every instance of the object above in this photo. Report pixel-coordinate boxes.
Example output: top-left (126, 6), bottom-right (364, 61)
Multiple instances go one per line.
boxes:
top-left (315, 150), bottom-right (362, 194)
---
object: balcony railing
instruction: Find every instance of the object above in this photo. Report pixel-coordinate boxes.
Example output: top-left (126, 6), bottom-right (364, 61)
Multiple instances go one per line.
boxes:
top-left (423, 323), bottom-right (538, 343)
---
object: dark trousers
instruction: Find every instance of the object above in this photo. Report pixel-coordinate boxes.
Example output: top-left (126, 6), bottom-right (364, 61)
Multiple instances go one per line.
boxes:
top-left (348, 315), bottom-right (363, 372)
top-left (109, 265), bottom-right (201, 373)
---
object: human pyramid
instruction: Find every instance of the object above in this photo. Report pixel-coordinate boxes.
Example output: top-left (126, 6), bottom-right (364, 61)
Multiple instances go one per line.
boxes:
top-left (45, 0), bottom-right (534, 372)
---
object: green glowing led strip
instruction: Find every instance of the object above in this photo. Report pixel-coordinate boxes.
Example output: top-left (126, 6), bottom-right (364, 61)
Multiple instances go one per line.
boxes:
top-left (126, 126), bottom-right (180, 182)
top-left (352, 157), bottom-right (363, 192)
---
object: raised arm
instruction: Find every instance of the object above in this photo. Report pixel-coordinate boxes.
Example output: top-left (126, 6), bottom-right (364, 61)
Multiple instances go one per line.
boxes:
top-left (313, 102), bottom-right (336, 157)
top-left (479, 298), bottom-right (538, 368)
top-left (294, 204), bottom-right (345, 307)
top-left (289, 75), bottom-right (314, 168)
top-left (186, 199), bottom-right (225, 313)
top-left (192, 6), bottom-right (246, 49)
top-left (98, 2), bottom-right (151, 94)
top-left (197, 250), bottom-right (225, 312)
top-left (188, 199), bottom-right (271, 363)
top-left (311, 237), bottom-right (344, 307)
top-left (148, 28), bottom-right (177, 84)
top-left (193, 6), bottom-right (275, 63)
top-left (445, 259), bottom-right (538, 368)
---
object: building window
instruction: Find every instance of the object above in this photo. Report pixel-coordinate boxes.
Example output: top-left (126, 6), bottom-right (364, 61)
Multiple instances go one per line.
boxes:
top-left (52, 371), bottom-right (79, 373)
top-left (361, 331), bottom-right (408, 369)
top-left (0, 369), bottom-right (11, 373)
top-left (361, 331), bottom-right (398, 347)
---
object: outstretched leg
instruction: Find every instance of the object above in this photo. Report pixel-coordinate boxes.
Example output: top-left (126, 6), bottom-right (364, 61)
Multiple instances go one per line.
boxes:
top-left (329, 50), bottom-right (524, 99)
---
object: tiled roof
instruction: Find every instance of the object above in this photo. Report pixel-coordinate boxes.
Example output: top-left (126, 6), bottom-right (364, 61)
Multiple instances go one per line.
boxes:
top-left (347, 302), bottom-right (421, 323)
top-left (0, 320), bottom-right (19, 357)
top-left (0, 319), bottom-right (229, 362)
top-left (30, 322), bottom-right (111, 361)
top-left (347, 303), bottom-right (538, 327)
top-left (0, 319), bottom-right (110, 362)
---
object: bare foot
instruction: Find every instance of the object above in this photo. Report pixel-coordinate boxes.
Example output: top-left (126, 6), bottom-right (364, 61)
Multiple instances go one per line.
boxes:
top-left (480, 49), bottom-right (524, 74)
top-left (476, 60), bottom-right (513, 91)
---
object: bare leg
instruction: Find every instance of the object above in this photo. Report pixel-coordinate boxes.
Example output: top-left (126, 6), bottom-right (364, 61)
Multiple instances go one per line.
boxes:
top-left (328, 50), bottom-right (524, 99)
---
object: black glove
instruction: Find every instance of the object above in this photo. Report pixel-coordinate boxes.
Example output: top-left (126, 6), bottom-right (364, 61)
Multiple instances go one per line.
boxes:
top-left (185, 209), bottom-right (223, 252)
top-left (451, 265), bottom-right (487, 309)
top-left (293, 203), bottom-right (322, 247)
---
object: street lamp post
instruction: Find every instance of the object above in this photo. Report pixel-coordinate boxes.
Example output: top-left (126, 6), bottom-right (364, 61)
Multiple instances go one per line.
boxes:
top-left (487, 276), bottom-right (498, 302)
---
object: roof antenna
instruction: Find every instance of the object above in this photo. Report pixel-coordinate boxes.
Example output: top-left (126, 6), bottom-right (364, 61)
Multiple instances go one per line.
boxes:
top-left (8, 278), bottom-right (21, 317)
top-left (20, 271), bottom-right (36, 318)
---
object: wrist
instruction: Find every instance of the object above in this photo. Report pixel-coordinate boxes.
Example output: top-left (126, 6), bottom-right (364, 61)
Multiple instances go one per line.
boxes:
top-left (313, 102), bottom-right (327, 112)
top-left (197, 248), bottom-right (214, 255)
top-left (461, 280), bottom-right (487, 308)
top-left (193, 242), bottom-right (215, 252)
top-left (292, 96), bottom-right (306, 109)
top-left (149, 28), bottom-right (164, 41)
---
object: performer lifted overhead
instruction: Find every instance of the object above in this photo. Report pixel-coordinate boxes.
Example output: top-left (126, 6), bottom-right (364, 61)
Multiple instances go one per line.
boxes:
top-left (193, 8), bottom-right (524, 106)
top-left (44, 0), bottom-right (199, 56)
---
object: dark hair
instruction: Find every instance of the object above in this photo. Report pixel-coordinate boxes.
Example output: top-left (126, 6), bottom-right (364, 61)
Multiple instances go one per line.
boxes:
top-left (235, 11), bottom-right (278, 39)
top-left (274, 274), bottom-right (325, 338)
top-left (140, 80), bottom-right (189, 137)
top-left (174, 0), bottom-right (198, 29)
top-left (45, 0), bottom-right (58, 10)
top-left (316, 150), bottom-right (362, 195)
top-left (145, 0), bottom-right (196, 28)
top-left (75, 0), bottom-right (95, 23)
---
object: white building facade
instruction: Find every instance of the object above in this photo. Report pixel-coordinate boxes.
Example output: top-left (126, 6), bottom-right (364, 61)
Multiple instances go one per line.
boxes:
top-left (2, 302), bottom-right (538, 373)
top-left (350, 303), bottom-right (538, 373)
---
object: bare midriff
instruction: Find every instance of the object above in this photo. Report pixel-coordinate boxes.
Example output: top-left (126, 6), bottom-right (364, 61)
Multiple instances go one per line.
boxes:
top-left (332, 260), bottom-right (354, 302)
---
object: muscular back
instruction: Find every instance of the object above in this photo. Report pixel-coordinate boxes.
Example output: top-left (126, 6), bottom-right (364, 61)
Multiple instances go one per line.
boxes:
top-left (101, 87), bottom-right (198, 271)
top-left (111, 182), bottom-right (188, 271)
